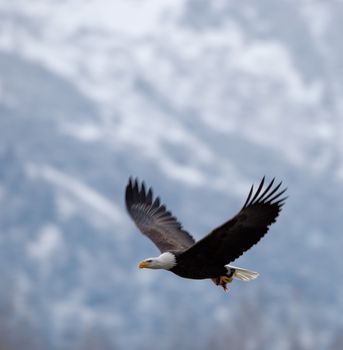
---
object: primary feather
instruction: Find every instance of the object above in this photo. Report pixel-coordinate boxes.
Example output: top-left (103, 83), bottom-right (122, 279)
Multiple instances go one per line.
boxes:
top-left (177, 177), bottom-right (287, 268)
top-left (125, 178), bottom-right (195, 252)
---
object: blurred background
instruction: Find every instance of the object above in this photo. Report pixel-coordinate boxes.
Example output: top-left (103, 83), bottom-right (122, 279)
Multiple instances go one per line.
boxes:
top-left (0, 0), bottom-right (343, 349)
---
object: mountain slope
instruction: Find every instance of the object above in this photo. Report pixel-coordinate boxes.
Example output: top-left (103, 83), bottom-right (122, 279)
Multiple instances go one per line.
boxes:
top-left (0, 1), bottom-right (343, 349)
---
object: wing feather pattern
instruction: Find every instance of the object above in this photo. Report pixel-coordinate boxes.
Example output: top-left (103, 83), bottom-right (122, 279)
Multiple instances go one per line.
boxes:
top-left (178, 177), bottom-right (287, 267)
top-left (125, 178), bottom-right (195, 253)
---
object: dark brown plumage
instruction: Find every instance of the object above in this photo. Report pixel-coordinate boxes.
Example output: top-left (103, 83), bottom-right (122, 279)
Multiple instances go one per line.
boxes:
top-left (125, 179), bottom-right (195, 252)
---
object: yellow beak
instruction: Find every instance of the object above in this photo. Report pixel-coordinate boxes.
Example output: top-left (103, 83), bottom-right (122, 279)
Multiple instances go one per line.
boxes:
top-left (138, 261), bottom-right (148, 269)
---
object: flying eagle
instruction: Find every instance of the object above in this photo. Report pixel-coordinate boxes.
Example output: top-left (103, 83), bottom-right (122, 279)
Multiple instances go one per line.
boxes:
top-left (125, 177), bottom-right (286, 291)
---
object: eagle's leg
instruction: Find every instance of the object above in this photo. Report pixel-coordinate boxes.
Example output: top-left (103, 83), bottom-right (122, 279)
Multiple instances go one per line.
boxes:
top-left (212, 275), bottom-right (233, 292)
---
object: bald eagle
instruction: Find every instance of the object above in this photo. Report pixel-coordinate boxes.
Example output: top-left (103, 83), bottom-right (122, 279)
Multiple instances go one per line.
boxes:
top-left (125, 177), bottom-right (286, 291)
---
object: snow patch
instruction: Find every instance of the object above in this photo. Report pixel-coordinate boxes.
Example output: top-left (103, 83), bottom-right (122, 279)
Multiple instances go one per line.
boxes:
top-left (60, 122), bottom-right (103, 142)
top-left (26, 163), bottom-right (122, 225)
top-left (28, 224), bottom-right (63, 261)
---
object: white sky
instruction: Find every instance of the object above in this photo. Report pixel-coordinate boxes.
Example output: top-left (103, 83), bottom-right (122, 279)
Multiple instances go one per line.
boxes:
top-left (1, 0), bottom-right (185, 36)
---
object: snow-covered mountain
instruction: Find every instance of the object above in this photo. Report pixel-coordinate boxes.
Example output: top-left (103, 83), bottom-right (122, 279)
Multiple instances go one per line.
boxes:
top-left (0, 1), bottom-right (343, 349)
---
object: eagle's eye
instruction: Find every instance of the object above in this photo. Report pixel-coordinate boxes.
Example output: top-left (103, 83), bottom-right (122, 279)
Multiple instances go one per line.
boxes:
top-left (146, 259), bottom-right (152, 263)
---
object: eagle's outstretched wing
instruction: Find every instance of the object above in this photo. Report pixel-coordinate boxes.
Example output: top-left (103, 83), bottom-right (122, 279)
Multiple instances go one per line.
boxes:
top-left (178, 177), bottom-right (287, 267)
top-left (125, 178), bottom-right (195, 253)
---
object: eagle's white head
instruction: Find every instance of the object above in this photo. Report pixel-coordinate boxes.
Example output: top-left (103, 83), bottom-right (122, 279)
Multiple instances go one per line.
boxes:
top-left (138, 252), bottom-right (176, 270)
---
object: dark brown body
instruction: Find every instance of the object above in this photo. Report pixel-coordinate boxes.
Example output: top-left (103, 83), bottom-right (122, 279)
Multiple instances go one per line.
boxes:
top-left (170, 252), bottom-right (228, 279)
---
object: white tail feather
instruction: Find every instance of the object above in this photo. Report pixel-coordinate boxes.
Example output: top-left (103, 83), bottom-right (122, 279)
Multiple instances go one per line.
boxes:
top-left (225, 265), bottom-right (259, 282)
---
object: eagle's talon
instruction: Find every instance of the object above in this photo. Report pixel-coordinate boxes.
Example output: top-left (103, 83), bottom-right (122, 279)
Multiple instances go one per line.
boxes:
top-left (215, 275), bottom-right (233, 291)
